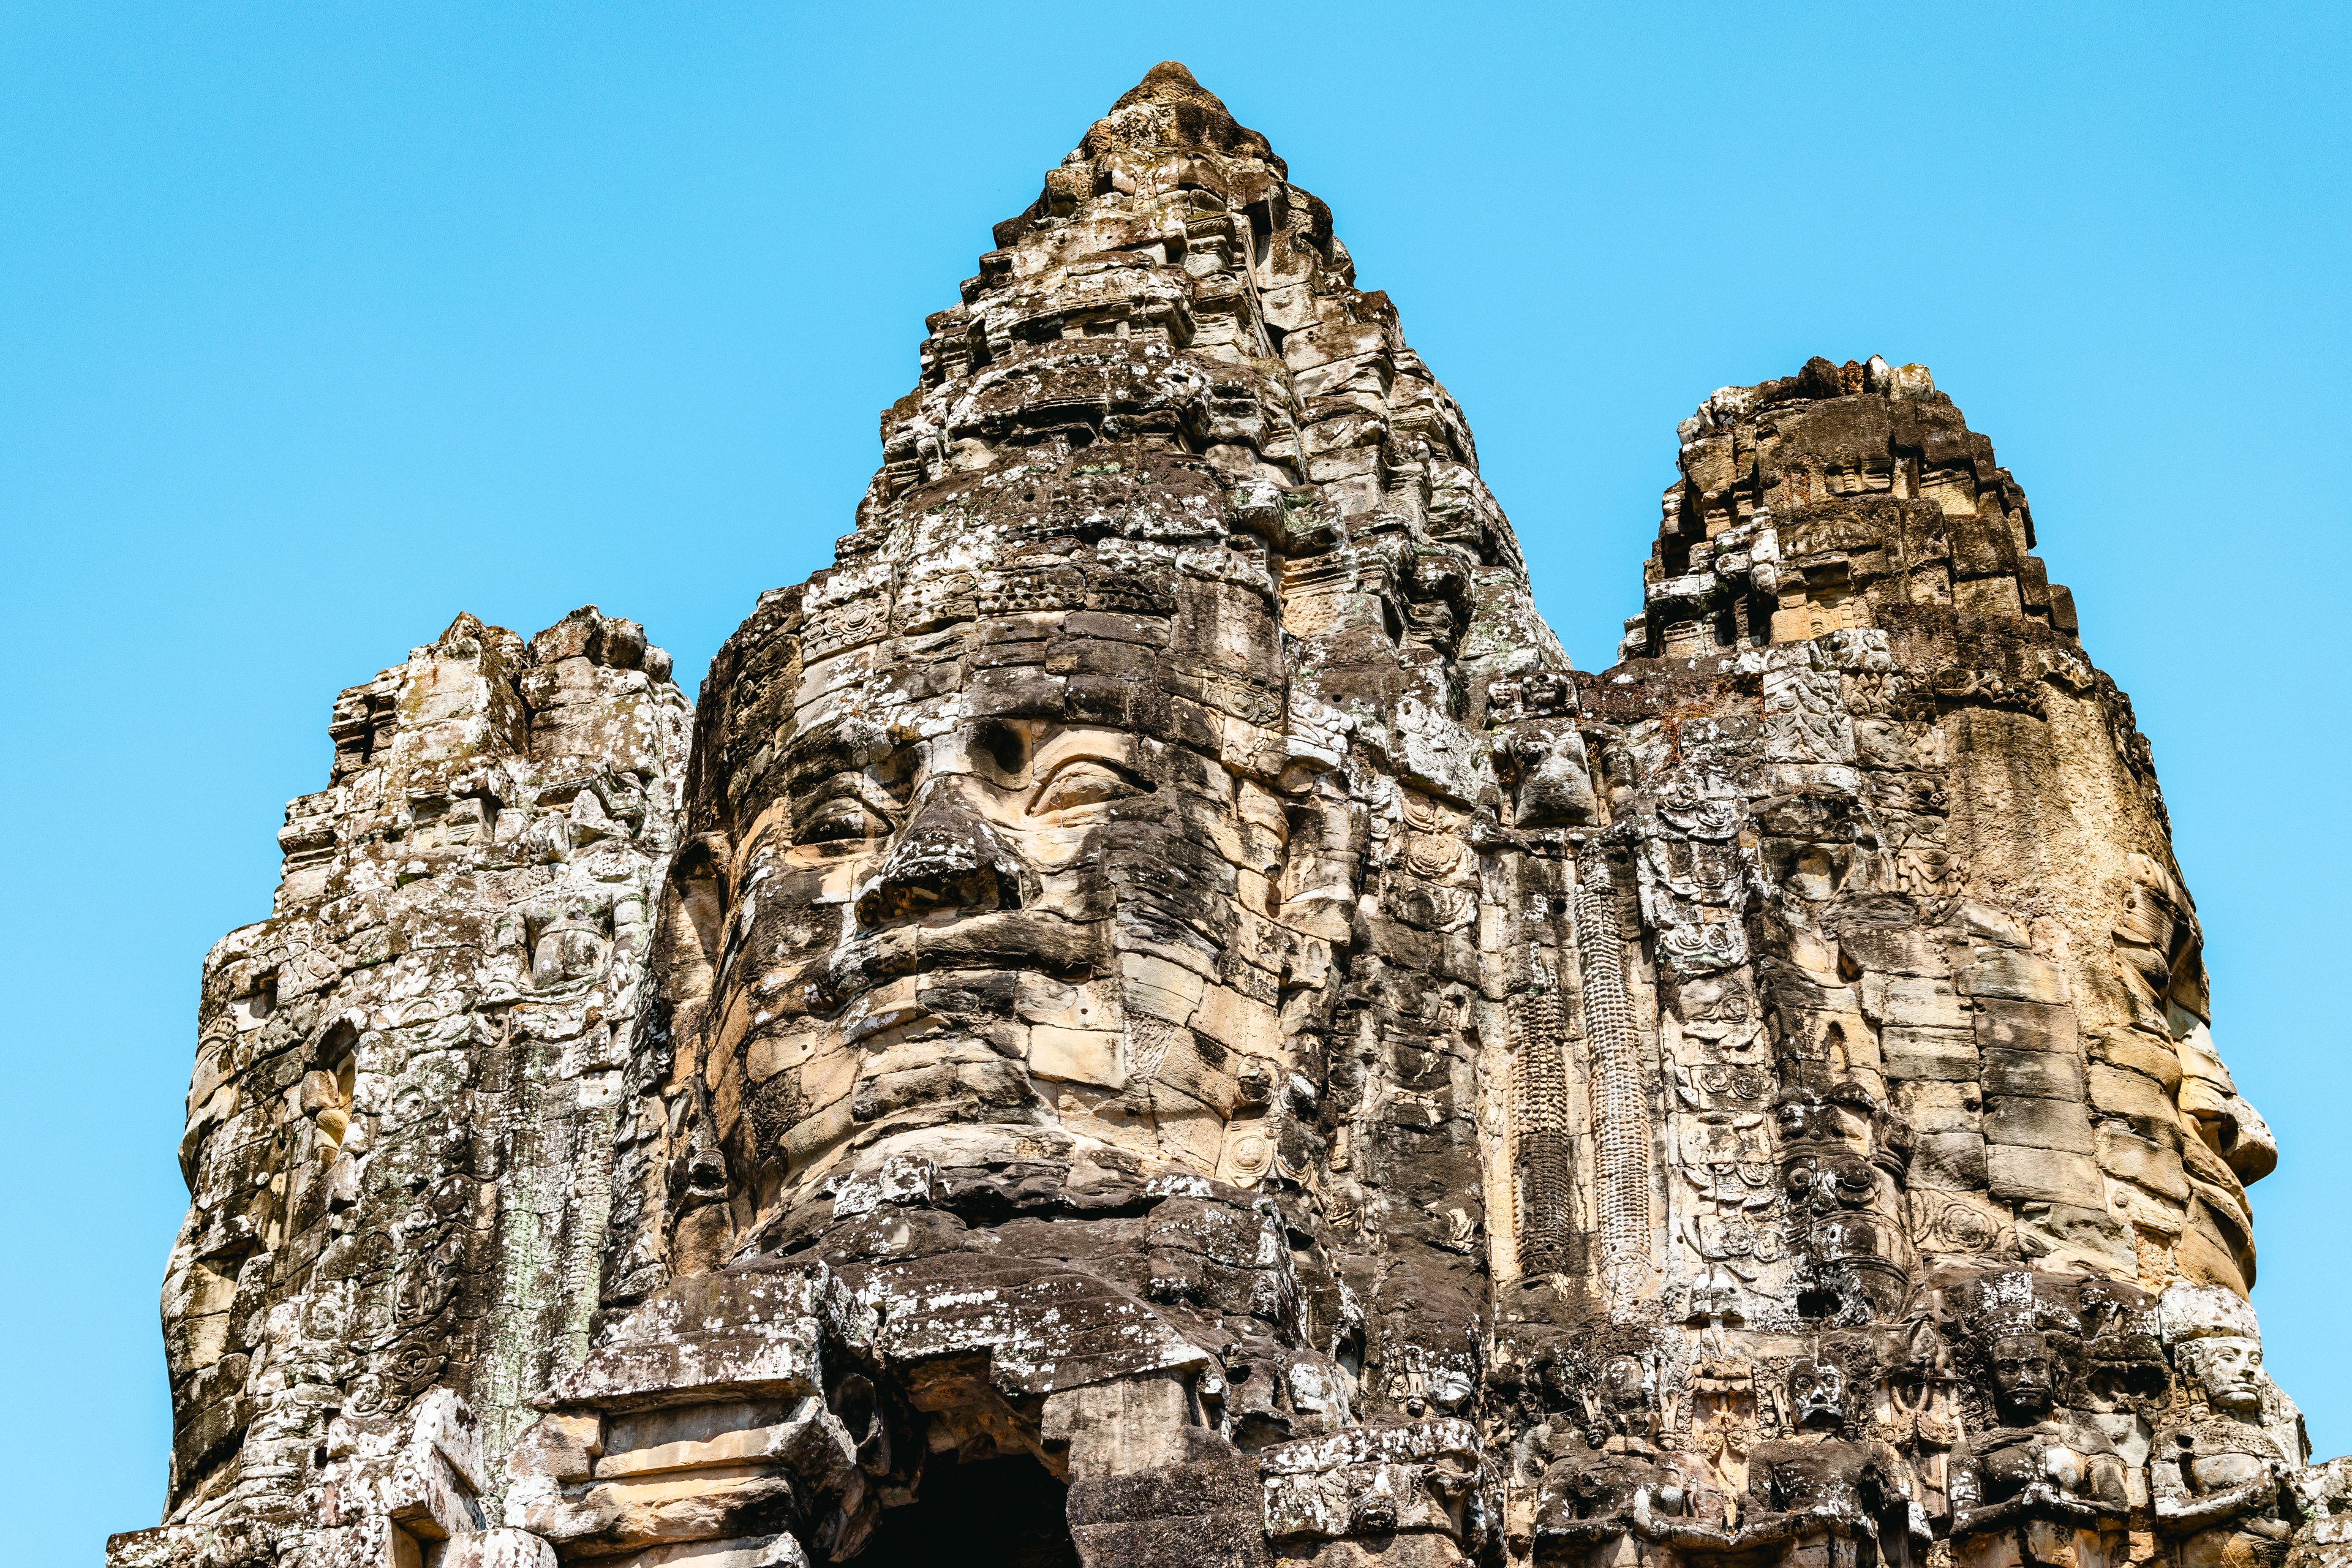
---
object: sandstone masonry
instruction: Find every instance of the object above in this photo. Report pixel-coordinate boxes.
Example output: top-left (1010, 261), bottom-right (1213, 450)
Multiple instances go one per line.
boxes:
top-left (111, 62), bottom-right (2352, 1568)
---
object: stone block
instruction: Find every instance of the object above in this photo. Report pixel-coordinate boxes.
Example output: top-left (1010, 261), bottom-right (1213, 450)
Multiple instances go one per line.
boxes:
top-left (1982, 1046), bottom-right (2085, 1100)
top-left (1865, 975), bottom-right (1967, 1030)
top-left (1839, 924), bottom-right (1951, 977)
top-left (1069, 1515), bottom-right (1271, 1568)
top-left (2176, 1215), bottom-right (2250, 1294)
top-left (548, 1273), bottom-right (832, 1410)
top-left (1913, 1131), bottom-right (1989, 1189)
top-left (546, 1333), bottom-right (821, 1411)
top-left (1279, 1538), bottom-right (1474, 1567)
top-left (442, 1531), bottom-right (559, 1568)
top-left (1893, 1080), bottom-right (1983, 1134)
top-left (1974, 997), bottom-right (2081, 1054)
top-left (1961, 952), bottom-right (2070, 1005)
top-left (1986, 1143), bottom-right (2105, 1206)
top-left (2014, 1203), bottom-right (2135, 1275)
top-left (612, 1539), bottom-right (808, 1567)
top-left (1883, 1025), bottom-right (1979, 1082)
top-left (1120, 952), bottom-right (1207, 1025)
top-left (2096, 1126), bottom-right (2190, 1201)
top-left (596, 1403), bottom-right (827, 1480)
top-left (1028, 1026), bottom-right (1128, 1090)
top-left (1193, 983), bottom-right (1280, 1055)
top-left (2091, 1030), bottom-right (2184, 1094)
top-left (1065, 1442), bottom-right (1270, 1567)
top-left (1952, 575), bottom-right (2025, 617)
top-left (1043, 1374), bottom-right (1197, 1481)
top-left (507, 1412), bottom-right (601, 1485)
top-left (1984, 1093), bottom-right (2095, 1153)
top-left (2087, 1062), bottom-right (2175, 1125)
top-left (516, 1470), bottom-right (800, 1553)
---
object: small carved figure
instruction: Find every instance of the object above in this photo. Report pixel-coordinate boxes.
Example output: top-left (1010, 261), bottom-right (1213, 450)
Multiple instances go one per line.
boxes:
top-left (1536, 1352), bottom-right (1676, 1556)
top-left (2152, 1335), bottom-right (2294, 1568)
top-left (1588, 1352), bottom-right (1660, 1452)
top-left (1636, 1356), bottom-right (1924, 1565)
top-left (1950, 1329), bottom-right (2129, 1568)
top-left (1680, 1355), bottom-right (1763, 1526)
top-left (1494, 718), bottom-right (1599, 828)
top-left (1888, 1318), bottom-right (1966, 1525)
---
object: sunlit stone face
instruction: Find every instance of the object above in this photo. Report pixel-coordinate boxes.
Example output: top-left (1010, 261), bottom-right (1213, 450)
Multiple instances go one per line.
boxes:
top-left (2183, 1335), bottom-right (2265, 1419)
top-left (705, 508), bottom-right (1298, 1217)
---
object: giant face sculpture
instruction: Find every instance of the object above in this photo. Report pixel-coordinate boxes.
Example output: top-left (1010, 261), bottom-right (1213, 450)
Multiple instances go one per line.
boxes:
top-left (687, 487), bottom-right (1310, 1242)
top-left (576, 78), bottom-right (1550, 1472)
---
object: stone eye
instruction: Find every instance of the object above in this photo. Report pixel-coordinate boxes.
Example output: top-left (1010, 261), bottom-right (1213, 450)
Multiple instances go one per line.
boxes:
top-left (801, 795), bottom-right (893, 844)
top-left (1029, 758), bottom-right (1150, 816)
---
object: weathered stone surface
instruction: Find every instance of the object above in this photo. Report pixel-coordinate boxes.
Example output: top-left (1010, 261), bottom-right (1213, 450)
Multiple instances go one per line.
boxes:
top-left (115, 61), bottom-right (2345, 1568)
top-left (113, 604), bottom-right (690, 1567)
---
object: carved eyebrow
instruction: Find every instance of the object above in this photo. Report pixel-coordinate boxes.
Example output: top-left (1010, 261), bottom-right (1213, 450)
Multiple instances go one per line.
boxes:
top-left (1028, 726), bottom-right (1140, 775)
top-left (809, 772), bottom-right (908, 817)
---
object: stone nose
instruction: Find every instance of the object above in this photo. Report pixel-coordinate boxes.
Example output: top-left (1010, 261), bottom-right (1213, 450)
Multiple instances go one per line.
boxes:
top-left (854, 789), bottom-right (1025, 927)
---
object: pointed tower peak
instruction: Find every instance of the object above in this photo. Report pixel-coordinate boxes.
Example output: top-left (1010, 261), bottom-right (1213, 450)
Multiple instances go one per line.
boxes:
top-left (1621, 360), bottom-right (2066, 662)
top-left (1081, 59), bottom-right (1279, 170)
top-left (1112, 59), bottom-right (1215, 108)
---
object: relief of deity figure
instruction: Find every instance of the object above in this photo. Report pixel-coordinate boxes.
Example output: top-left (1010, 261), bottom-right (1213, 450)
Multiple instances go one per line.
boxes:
top-left (1680, 1354), bottom-right (1763, 1521)
top-left (1634, 1356), bottom-right (1926, 1567)
top-left (2153, 1286), bottom-right (2305, 1568)
top-left (1534, 1352), bottom-right (1683, 1558)
top-left (1493, 716), bottom-right (1599, 830)
top-left (1948, 1322), bottom-right (2129, 1568)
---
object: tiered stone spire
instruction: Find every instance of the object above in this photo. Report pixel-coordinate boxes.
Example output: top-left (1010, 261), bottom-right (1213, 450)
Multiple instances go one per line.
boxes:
top-left (113, 66), bottom-right (2334, 1568)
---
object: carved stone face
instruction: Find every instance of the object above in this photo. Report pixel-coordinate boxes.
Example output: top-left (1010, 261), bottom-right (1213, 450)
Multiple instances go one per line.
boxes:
top-left (2116, 856), bottom-right (2277, 1198)
top-left (529, 894), bottom-right (610, 989)
top-left (1599, 1354), bottom-right (1646, 1413)
top-left (2182, 1336), bottom-right (2264, 1419)
top-left (1991, 1332), bottom-right (2057, 1422)
top-left (717, 530), bottom-right (1295, 1205)
top-left (1789, 1360), bottom-right (1846, 1431)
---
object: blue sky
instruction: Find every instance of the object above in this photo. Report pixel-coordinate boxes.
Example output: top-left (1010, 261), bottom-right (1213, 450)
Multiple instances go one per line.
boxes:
top-left (5, 4), bottom-right (2346, 1557)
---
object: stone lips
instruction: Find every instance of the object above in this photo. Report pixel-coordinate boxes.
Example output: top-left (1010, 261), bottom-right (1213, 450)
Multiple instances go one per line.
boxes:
top-left (114, 60), bottom-right (2349, 1568)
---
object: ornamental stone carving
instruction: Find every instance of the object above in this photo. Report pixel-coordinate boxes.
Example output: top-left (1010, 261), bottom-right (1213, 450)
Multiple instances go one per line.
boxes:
top-left (111, 61), bottom-right (2348, 1568)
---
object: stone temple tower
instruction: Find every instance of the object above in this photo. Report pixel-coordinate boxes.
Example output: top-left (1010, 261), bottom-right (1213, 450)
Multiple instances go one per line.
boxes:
top-left (111, 62), bottom-right (2351, 1568)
